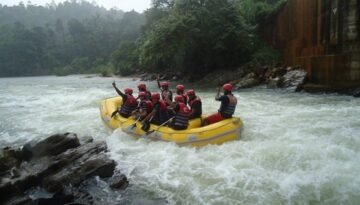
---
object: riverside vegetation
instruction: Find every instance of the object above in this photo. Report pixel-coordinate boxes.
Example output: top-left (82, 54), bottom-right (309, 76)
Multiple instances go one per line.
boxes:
top-left (0, 0), bottom-right (285, 79)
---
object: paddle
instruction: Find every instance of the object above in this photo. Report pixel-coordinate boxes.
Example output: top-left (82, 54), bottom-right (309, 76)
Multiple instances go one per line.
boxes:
top-left (126, 116), bottom-right (141, 130)
top-left (142, 117), bottom-right (174, 137)
top-left (202, 85), bottom-right (222, 126)
top-left (111, 109), bottom-right (119, 118)
top-left (138, 115), bottom-right (153, 132)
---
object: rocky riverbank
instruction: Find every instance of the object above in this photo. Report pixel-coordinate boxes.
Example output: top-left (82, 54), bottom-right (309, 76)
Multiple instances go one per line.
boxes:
top-left (0, 133), bottom-right (128, 205)
top-left (138, 63), bottom-right (307, 92)
top-left (136, 63), bottom-right (360, 96)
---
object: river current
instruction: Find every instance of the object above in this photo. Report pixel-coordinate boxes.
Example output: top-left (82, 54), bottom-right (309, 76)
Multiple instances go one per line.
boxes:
top-left (0, 75), bottom-right (359, 205)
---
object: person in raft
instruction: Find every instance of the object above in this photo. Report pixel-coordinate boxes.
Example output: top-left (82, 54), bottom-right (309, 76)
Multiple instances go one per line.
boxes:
top-left (175, 84), bottom-right (187, 104)
top-left (131, 91), bottom-right (153, 121)
top-left (186, 89), bottom-right (202, 119)
top-left (202, 83), bottom-right (237, 125)
top-left (111, 81), bottom-right (138, 118)
top-left (156, 75), bottom-right (173, 103)
top-left (167, 95), bottom-right (190, 130)
top-left (141, 92), bottom-right (170, 126)
top-left (137, 83), bottom-right (152, 100)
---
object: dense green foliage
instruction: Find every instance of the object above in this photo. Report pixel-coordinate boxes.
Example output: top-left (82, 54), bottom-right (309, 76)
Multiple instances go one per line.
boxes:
top-left (0, 1), bottom-right (144, 77)
top-left (129, 0), bottom-right (284, 76)
top-left (238, 0), bottom-right (287, 24)
top-left (139, 0), bottom-right (253, 75)
top-left (0, 0), bottom-right (284, 77)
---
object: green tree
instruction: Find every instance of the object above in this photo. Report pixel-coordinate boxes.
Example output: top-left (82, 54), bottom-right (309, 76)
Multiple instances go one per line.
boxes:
top-left (0, 1), bottom-right (135, 77)
top-left (138, 0), bottom-right (255, 77)
top-left (112, 42), bottom-right (139, 75)
top-left (55, 18), bottom-right (65, 43)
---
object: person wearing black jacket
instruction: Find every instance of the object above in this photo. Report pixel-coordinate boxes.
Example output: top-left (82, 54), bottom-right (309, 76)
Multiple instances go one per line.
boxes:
top-left (111, 81), bottom-right (138, 118)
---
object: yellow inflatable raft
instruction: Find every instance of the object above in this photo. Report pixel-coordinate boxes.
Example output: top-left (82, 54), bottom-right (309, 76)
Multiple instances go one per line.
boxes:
top-left (100, 97), bottom-right (243, 147)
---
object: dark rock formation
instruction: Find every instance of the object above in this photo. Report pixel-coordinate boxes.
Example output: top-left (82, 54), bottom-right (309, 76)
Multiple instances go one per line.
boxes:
top-left (194, 63), bottom-right (307, 92)
top-left (353, 88), bottom-right (360, 97)
top-left (278, 67), bottom-right (307, 91)
top-left (195, 65), bottom-right (252, 87)
top-left (139, 70), bottom-right (183, 82)
top-left (234, 65), bottom-right (306, 91)
top-left (0, 147), bottom-right (23, 172)
top-left (22, 132), bottom-right (80, 161)
top-left (235, 72), bottom-right (262, 89)
top-left (109, 173), bottom-right (129, 189)
top-left (0, 133), bottom-right (126, 205)
top-left (135, 63), bottom-right (308, 93)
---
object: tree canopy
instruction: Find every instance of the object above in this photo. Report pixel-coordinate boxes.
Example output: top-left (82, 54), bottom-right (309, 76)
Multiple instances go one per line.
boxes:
top-left (0, 0), bottom-right (284, 77)
top-left (0, 1), bottom-right (144, 77)
top-left (114, 0), bottom-right (284, 77)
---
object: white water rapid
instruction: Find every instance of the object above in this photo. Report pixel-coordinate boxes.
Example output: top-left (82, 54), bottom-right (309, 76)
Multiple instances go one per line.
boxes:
top-left (1, 75), bottom-right (359, 205)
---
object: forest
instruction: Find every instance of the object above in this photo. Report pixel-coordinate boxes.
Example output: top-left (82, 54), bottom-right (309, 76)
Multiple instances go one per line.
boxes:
top-left (0, 0), bottom-right (286, 78)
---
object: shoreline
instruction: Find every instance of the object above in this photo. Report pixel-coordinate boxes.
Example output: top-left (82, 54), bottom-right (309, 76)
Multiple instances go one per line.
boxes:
top-left (123, 65), bottom-right (359, 97)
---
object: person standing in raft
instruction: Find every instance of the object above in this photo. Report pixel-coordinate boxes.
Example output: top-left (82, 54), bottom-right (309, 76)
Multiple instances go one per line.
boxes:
top-left (141, 92), bottom-right (170, 126)
top-left (202, 83), bottom-right (237, 125)
top-left (111, 81), bottom-right (138, 118)
top-left (175, 84), bottom-right (187, 104)
top-left (156, 75), bottom-right (173, 103)
top-left (167, 95), bottom-right (190, 130)
top-left (137, 83), bottom-right (152, 100)
top-left (131, 92), bottom-right (153, 121)
top-left (186, 89), bottom-right (202, 119)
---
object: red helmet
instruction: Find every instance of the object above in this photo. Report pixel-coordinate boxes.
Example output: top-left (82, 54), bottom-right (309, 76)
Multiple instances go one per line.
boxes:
top-left (186, 89), bottom-right (195, 96)
top-left (175, 95), bottom-right (184, 103)
top-left (137, 83), bottom-right (146, 90)
top-left (176, 84), bottom-right (185, 91)
top-left (151, 93), bottom-right (160, 101)
top-left (223, 83), bottom-right (233, 91)
top-left (138, 91), bottom-right (146, 98)
top-left (124, 88), bottom-right (133, 95)
top-left (160, 81), bottom-right (169, 87)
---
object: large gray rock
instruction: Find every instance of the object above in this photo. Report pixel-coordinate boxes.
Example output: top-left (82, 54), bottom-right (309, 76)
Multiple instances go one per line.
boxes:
top-left (195, 66), bottom-right (251, 86)
top-left (22, 132), bottom-right (80, 161)
top-left (41, 141), bottom-right (115, 192)
top-left (109, 173), bottom-right (129, 189)
top-left (279, 68), bottom-right (307, 91)
top-left (0, 147), bottom-right (23, 173)
top-left (235, 73), bottom-right (262, 89)
top-left (0, 133), bottom-right (120, 204)
top-left (267, 77), bottom-right (284, 89)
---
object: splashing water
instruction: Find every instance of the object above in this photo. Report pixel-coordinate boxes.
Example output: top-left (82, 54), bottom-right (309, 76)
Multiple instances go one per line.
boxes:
top-left (1, 75), bottom-right (359, 204)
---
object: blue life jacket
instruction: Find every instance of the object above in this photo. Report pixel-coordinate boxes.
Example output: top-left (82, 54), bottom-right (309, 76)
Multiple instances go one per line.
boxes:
top-left (172, 103), bottom-right (190, 128)
top-left (152, 100), bottom-right (169, 125)
top-left (120, 95), bottom-right (137, 117)
top-left (219, 94), bottom-right (237, 118)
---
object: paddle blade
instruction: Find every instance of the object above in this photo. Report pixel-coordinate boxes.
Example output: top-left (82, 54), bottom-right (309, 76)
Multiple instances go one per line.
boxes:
top-left (140, 130), bottom-right (155, 138)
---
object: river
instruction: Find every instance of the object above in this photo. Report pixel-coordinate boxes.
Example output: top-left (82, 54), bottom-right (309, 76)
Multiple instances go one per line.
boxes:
top-left (1, 75), bottom-right (359, 205)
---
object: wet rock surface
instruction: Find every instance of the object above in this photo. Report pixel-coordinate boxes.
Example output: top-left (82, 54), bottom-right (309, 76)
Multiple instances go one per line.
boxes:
top-left (109, 173), bottom-right (129, 189)
top-left (353, 88), bottom-right (360, 97)
top-left (192, 64), bottom-right (307, 91)
top-left (144, 63), bottom-right (308, 92)
top-left (0, 133), bottom-right (127, 205)
top-left (130, 63), bottom-right (360, 95)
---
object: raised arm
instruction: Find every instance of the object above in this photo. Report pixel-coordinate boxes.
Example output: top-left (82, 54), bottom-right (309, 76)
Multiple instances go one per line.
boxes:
top-left (156, 75), bottom-right (161, 89)
top-left (112, 81), bottom-right (126, 98)
top-left (215, 86), bottom-right (221, 100)
top-left (168, 90), bottom-right (173, 101)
